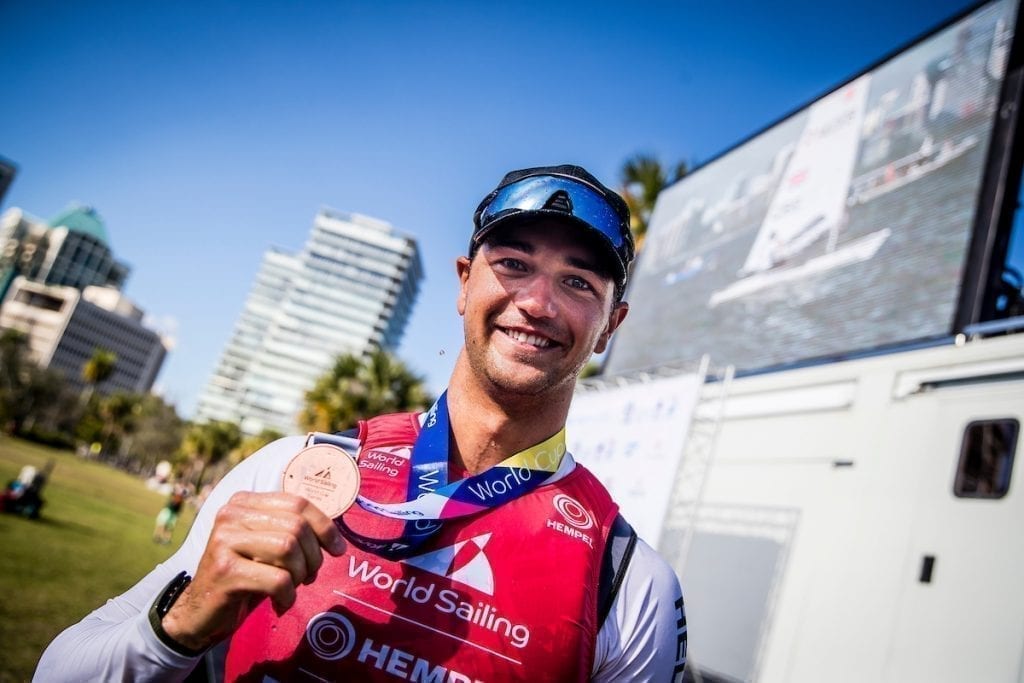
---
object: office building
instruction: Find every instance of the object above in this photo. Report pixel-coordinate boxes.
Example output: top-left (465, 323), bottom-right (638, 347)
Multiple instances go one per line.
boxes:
top-left (195, 208), bottom-right (422, 435)
top-left (0, 277), bottom-right (169, 395)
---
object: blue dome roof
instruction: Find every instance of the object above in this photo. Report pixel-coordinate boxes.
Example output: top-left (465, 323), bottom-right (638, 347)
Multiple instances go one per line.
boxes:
top-left (49, 204), bottom-right (109, 244)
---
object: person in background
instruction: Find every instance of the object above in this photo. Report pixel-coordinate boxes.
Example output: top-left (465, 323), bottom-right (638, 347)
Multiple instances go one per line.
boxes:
top-left (153, 484), bottom-right (187, 544)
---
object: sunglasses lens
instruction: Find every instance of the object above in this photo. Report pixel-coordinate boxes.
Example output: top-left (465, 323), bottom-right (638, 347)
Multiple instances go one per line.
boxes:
top-left (479, 176), bottom-right (627, 251)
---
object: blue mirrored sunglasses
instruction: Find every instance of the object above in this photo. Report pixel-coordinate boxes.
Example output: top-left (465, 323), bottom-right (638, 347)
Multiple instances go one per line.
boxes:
top-left (477, 175), bottom-right (630, 255)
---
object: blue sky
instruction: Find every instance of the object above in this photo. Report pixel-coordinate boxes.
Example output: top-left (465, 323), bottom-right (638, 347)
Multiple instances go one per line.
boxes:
top-left (0, 0), bottom-right (1005, 417)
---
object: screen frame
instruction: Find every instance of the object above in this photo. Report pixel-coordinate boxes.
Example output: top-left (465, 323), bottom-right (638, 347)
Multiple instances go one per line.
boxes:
top-left (604, 0), bottom-right (1024, 379)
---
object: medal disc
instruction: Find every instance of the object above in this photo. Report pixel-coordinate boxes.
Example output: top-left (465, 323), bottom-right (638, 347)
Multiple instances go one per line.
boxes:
top-left (281, 443), bottom-right (360, 519)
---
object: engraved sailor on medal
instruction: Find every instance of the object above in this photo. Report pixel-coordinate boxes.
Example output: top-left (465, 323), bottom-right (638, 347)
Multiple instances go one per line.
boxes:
top-left (282, 440), bottom-right (360, 519)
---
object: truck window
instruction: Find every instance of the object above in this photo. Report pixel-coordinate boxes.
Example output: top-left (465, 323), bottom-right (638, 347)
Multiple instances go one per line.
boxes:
top-left (954, 419), bottom-right (1018, 498)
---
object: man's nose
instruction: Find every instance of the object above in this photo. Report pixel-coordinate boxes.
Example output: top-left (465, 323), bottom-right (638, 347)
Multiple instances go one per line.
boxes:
top-left (515, 275), bottom-right (558, 319)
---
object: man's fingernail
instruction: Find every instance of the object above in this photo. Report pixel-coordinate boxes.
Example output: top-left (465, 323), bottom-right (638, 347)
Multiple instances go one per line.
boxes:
top-left (330, 535), bottom-right (346, 554)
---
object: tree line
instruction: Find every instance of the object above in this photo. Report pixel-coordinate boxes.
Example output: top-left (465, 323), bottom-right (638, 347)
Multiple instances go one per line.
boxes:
top-left (0, 328), bottom-right (433, 490)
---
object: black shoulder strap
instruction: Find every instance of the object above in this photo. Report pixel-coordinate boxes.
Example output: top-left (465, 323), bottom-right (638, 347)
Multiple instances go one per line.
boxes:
top-left (597, 513), bottom-right (638, 628)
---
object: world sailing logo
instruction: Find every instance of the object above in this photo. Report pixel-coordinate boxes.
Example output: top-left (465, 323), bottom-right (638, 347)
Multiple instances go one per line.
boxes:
top-left (403, 533), bottom-right (495, 595)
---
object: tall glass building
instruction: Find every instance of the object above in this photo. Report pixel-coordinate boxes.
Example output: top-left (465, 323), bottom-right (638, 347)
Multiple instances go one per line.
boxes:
top-left (195, 208), bottom-right (423, 435)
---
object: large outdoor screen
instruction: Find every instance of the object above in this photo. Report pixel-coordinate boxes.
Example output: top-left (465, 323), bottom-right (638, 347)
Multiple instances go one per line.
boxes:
top-left (606, 0), bottom-right (1018, 377)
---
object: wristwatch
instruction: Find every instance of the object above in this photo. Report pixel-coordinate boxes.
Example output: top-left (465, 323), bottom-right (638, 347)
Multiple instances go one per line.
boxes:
top-left (148, 571), bottom-right (206, 657)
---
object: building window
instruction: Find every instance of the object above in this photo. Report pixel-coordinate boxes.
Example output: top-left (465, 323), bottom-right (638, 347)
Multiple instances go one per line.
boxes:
top-left (954, 419), bottom-right (1019, 499)
top-left (14, 289), bottom-right (64, 311)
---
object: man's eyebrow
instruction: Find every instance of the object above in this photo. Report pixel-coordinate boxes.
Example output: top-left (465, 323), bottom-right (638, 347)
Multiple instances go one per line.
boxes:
top-left (481, 235), bottom-right (606, 278)
top-left (565, 254), bottom-right (603, 275)
top-left (486, 236), bottom-right (607, 276)
top-left (485, 236), bottom-right (534, 254)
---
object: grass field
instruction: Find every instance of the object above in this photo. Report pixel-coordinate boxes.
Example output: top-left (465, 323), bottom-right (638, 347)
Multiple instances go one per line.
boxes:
top-left (0, 436), bottom-right (194, 682)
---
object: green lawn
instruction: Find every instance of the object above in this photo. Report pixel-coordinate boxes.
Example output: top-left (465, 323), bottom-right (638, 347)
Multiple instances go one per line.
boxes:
top-left (0, 436), bottom-right (194, 683)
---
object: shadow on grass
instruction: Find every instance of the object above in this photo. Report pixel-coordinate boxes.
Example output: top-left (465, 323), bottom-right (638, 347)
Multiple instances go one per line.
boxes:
top-left (3, 512), bottom-right (101, 538)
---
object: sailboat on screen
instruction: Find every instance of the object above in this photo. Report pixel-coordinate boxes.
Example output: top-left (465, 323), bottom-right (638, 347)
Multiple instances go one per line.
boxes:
top-left (709, 74), bottom-right (891, 307)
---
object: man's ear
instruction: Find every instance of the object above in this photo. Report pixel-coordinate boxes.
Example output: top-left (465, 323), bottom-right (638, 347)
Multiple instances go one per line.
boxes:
top-left (594, 301), bottom-right (629, 354)
top-left (456, 255), bottom-right (472, 316)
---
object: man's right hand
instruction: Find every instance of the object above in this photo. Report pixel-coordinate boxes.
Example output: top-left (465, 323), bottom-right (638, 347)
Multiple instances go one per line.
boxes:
top-left (161, 491), bottom-right (346, 652)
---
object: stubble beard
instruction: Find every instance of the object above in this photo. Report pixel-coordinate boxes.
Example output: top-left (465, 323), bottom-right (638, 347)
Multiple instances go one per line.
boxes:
top-left (465, 327), bottom-right (589, 403)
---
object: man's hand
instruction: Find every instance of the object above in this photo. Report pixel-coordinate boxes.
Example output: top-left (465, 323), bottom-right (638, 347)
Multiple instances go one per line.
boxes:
top-left (161, 491), bottom-right (346, 652)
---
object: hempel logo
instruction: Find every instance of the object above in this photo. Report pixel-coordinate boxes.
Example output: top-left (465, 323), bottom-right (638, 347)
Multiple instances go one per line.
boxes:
top-left (546, 494), bottom-right (594, 547)
top-left (306, 612), bottom-right (357, 661)
top-left (304, 612), bottom-right (485, 682)
top-left (553, 494), bottom-right (594, 530)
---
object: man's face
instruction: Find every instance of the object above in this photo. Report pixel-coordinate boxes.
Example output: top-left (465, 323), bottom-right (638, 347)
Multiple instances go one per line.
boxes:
top-left (456, 220), bottom-right (629, 398)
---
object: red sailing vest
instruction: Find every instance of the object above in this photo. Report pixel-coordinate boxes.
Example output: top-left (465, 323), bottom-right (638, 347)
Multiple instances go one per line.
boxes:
top-left (225, 413), bottom-right (619, 683)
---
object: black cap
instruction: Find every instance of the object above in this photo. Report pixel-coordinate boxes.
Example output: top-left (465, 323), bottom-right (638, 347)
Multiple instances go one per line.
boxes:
top-left (470, 164), bottom-right (634, 298)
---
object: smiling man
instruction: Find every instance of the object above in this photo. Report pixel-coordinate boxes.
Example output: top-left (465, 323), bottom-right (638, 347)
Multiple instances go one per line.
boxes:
top-left (36, 165), bottom-right (687, 682)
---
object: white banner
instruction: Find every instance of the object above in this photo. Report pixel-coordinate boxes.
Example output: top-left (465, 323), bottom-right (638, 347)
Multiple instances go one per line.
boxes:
top-left (566, 372), bottom-right (702, 546)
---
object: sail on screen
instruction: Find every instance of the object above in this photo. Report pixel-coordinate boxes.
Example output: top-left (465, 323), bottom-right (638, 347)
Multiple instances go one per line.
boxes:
top-left (606, 0), bottom-right (1018, 376)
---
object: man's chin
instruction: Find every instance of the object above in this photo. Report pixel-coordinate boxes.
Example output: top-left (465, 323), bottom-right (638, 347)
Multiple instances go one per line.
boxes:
top-left (483, 365), bottom-right (574, 398)
top-left (488, 376), bottom-right (549, 397)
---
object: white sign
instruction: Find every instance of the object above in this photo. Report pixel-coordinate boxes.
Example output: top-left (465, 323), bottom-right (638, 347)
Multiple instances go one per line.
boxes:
top-left (566, 372), bottom-right (702, 546)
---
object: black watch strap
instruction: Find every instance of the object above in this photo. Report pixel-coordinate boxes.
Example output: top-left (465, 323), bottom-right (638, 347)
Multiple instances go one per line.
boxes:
top-left (148, 571), bottom-right (205, 657)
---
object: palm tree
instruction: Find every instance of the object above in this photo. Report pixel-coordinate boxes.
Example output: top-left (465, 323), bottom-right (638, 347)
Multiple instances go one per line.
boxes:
top-left (80, 347), bottom-right (117, 404)
top-left (619, 154), bottom-right (688, 250)
top-left (99, 392), bottom-right (142, 459)
top-left (300, 349), bottom-right (433, 433)
top-left (181, 420), bottom-right (242, 489)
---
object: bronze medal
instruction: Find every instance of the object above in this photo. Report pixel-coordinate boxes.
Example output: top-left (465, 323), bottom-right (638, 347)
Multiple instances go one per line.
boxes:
top-left (281, 443), bottom-right (360, 519)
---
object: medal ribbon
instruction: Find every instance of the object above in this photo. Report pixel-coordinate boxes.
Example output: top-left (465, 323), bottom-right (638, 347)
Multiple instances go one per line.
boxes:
top-left (343, 391), bottom-right (566, 557)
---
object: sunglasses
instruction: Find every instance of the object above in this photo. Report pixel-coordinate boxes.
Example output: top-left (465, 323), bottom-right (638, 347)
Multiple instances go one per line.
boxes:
top-left (475, 175), bottom-right (633, 266)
